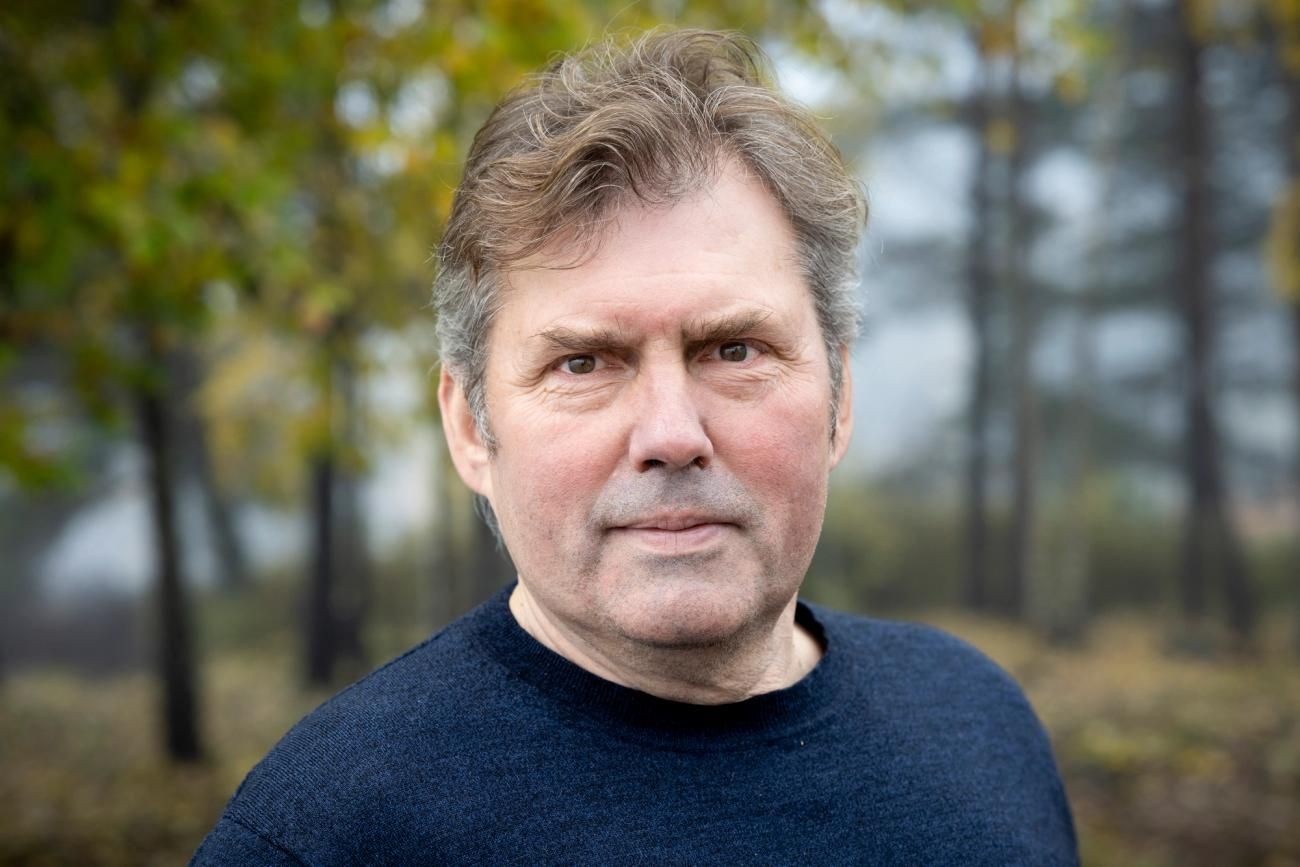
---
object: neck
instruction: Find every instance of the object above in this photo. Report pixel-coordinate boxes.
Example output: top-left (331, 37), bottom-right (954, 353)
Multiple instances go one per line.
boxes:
top-left (508, 580), bottom-right (822, 705)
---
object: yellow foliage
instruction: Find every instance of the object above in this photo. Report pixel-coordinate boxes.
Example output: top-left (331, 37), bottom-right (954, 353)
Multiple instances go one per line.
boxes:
top-left (977, 15), bottom-right (1019, 58)
top-left (297, 281), bottom-right (349, 334)
top-left (1265, 179), bottom-right (1300, 305)
top-left (198, 321), bottom-right (311, 502)
top-left (1053, 70), bottom-right (1088, 105)
top-left (1287, 43), bottom-right (1300, 74)
top-left (1271, 0), bottom-right (1300, 28)
top-left (203, 117), bottom-right (241, 156)
top-left (1269, 0), bottom-right (1300, 71)
top-left (1186, 0), bottom-right (1218, 42)
top-left (985, 117), bottom-right (1019, 156)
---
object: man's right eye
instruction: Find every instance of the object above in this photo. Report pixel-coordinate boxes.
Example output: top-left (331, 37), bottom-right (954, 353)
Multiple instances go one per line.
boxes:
top-left (562, 355), bottom-right (598, 374)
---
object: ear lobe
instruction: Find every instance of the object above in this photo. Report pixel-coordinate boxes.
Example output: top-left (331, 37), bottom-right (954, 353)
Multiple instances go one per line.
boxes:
top-left (438, 366), bottom-right (493, 499)
top-left (829, 346), bottom-right (853, 469)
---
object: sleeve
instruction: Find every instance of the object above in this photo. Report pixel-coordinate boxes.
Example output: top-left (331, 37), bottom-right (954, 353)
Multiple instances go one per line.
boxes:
top-left (188, 814), bottom-right (308, 867)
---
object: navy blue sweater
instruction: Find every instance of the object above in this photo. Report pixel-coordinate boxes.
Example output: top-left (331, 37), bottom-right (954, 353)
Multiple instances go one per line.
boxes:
top-left (192, 586), bottom-right (1077, 865)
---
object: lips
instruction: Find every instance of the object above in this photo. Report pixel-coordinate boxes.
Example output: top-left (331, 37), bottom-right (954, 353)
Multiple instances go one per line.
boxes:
top-left (607, 514), bottom-right (735, 554)
top-left (620, 514), bottom-right (731, 532)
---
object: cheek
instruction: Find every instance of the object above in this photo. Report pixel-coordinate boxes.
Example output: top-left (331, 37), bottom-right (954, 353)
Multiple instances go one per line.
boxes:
top-left (722, 397), bottom-right (832, 523)
top-left (490, 414), bottom-right (621, 539)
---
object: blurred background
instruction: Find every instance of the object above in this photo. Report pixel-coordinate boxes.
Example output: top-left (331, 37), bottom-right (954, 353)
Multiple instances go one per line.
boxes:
top-left (2, 0), bottom-right (1299, 864)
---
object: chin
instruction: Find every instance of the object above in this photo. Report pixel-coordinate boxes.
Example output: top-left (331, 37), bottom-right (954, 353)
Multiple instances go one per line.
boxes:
top-left (603, 575), bottom-right (781, 649)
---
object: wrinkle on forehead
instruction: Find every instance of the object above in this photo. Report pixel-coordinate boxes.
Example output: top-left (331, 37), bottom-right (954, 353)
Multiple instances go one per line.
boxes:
top-left (499, 159), bottom-right (803, 291)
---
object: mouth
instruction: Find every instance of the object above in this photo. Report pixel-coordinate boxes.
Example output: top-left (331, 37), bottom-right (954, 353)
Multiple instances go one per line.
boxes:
top-left (609, 515), bottom-right (735, 553)
top-left (620, 514), bottom-right (732, 532)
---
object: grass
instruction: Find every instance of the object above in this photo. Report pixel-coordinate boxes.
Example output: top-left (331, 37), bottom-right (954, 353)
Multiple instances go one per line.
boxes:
top-left (0, 650), bottom-right (326, 867)
top-left (930, 613), bottom-right (1300, 867)
top-left (1, 613), bottom-right (1298, 865)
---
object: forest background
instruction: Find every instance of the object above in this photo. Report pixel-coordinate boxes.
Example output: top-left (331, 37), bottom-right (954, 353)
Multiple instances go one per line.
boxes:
top-left (2, 0), bottom-right (1300, 864)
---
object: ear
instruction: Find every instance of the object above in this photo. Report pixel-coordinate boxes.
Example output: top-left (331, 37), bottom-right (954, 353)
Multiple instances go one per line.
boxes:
top-left (438, 366), bottom-right (493, 500)
top-left (829, 346), bottom-right (853, 469)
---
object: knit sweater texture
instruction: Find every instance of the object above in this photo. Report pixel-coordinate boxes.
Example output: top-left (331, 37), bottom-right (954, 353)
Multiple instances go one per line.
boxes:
top-left (191, 585), bottom-right (1078, 865)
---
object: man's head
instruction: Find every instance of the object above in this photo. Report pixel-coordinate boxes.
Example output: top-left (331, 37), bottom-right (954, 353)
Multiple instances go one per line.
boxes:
top-left (435, 29), bottom-right (866, 658)
top-left (435, 29), bottom-right (865, 449)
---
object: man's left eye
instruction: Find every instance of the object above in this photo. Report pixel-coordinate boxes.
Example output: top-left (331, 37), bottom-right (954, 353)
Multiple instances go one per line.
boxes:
top-left (717, 341), bottom-right (750, 362)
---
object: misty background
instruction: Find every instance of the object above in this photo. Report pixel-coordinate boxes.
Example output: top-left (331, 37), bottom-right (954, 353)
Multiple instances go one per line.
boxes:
top-left (2, 0), bottom-right (1299, 864)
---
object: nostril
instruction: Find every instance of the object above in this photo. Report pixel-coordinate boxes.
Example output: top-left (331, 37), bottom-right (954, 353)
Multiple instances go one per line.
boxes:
top-left (644, 458), bottom-right (665, 469)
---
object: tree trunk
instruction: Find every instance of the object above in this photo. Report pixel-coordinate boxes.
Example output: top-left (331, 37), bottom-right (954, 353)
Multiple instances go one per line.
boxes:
top-left (136, 335), bottom-right (202, 762)
top-left (195, 423), bottom-right (250, 592)
top-left (304, 342), bottom-right (368, 687)
top-left (305, 450), bottom-right (335, 686)
top-left (1284, 65), bottom-right (1300, 657)
top-left (1041, 193), bottom-right (1101, 646)
top-left (1293, 303), bottom-right (1300, 657)
top-left (1044, 38), bottom-right (1129, 645)
top-left (1175, 1), bottom-right (1211, 633)
top-left (331, 350), bottom-right (368, 679)
top-left (1172, 0), bottom-right (1255, 647)
top-left (174, 349), bottom-right (250, 592)
top-left (305, 342), bottom-right (336, 687)
top-left (1006, 11), bottom-right (1038, 621)
top-left (963, 37), bottom-right (994, 613)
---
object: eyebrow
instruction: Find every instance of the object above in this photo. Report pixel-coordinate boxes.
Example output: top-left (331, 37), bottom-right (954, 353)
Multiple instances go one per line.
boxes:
top-left (532, 324), bottom-right (635, 355)
top-left (529, 307), bottom-right (781, 356)
top-left (680, 308), bottom-right (776, 347)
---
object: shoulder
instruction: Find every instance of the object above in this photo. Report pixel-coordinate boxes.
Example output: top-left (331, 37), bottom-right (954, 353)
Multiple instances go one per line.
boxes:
top-left (257, 612), bottom-right (493, 760)
top-left (813, 601), bottom-right (999, 665)
top-left (809, 603), bottom-right (1062, 769)
top-left (207, 605), bottom-right (518, 862)
top-left (809, 604), bottom-right (1078, 863)
top-left (814, 603), bottom-right (1033, 709)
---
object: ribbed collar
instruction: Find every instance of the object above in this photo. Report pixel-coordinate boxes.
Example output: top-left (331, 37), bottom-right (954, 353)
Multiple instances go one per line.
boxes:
top-left (467, 583), bottom-right (845, 747)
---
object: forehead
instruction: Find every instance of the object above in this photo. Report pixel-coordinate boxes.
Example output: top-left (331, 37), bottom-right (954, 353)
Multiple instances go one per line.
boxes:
top-left (493, 164), bottom-right (812, 340)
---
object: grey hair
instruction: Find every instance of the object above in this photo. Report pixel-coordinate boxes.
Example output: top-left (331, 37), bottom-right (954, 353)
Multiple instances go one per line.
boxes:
top-left (434, 28), bottom-right (866, 453)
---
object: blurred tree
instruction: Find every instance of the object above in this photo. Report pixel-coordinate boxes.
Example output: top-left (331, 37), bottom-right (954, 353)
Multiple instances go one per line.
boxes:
top-left (1026, 0), bottom-right (1290, 634)
top-left (1002, 0), bottom-right (1040, 621)
top-left (956, 0), bottom-right (1094, 625)
top-left (1291, 12), bottom-right (1300, 660)
top-left (0, 0), bottom-right (249, 760)
top-left (1040, 7), bottom-right (1128, 646)
top-left (173, 347), bottom-right (250, 592)
top-left (1171, 0), bottom-right (1256, 649)
top-left (963, 17), bottom-right (997, 613)
top-left (1262, 0), bottom-right (1300, 654)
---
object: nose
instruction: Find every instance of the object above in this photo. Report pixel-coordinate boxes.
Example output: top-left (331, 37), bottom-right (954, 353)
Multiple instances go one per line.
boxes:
top-left (627, 365), bottom-right (714, 472)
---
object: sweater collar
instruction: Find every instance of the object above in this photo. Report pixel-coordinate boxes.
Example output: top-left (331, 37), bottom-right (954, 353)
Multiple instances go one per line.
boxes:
top-left (467, 582), bottom-right (845, 744)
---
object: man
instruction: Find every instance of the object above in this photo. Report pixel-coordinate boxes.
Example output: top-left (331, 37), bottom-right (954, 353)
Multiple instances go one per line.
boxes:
top-left (193, 29), bottom-right (1077, 865)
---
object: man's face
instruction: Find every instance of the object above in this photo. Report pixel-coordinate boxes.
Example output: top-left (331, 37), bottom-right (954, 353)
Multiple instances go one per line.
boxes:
top-left (442, 163), bottom-right (852, 650)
